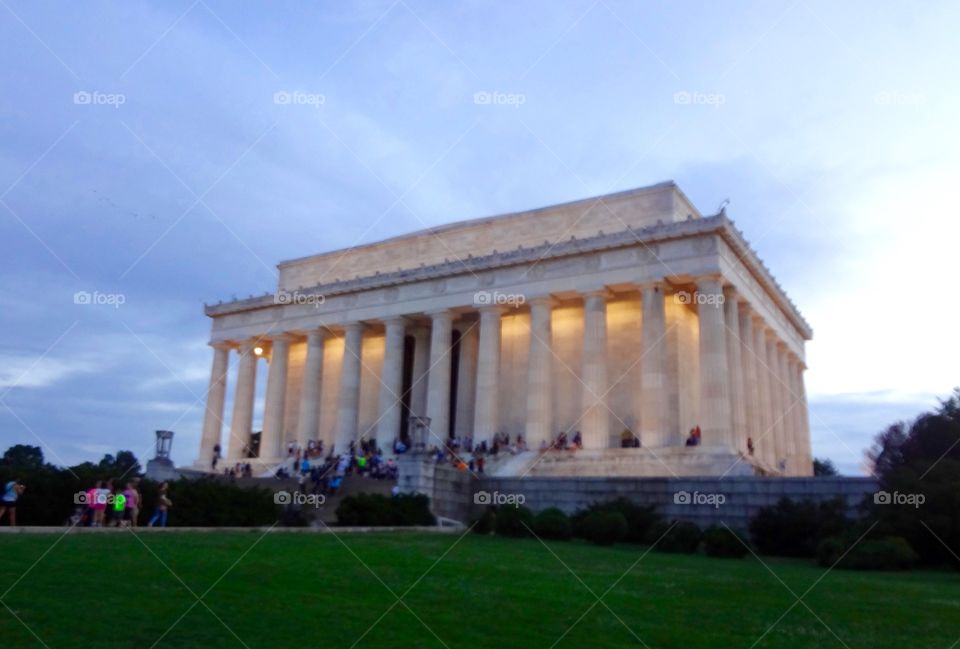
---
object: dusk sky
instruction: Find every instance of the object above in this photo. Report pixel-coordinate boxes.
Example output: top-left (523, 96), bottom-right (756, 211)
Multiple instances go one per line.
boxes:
top-left (1, 0), bottom-right (957, 474)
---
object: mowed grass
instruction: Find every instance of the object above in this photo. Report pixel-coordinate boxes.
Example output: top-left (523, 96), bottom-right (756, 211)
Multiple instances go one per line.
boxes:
top-left (1, 531), bottom-right (958, 649)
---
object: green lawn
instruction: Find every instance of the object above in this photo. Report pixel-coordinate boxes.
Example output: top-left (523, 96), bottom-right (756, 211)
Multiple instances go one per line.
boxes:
top-left (0, 531), bottom-right (957, 648)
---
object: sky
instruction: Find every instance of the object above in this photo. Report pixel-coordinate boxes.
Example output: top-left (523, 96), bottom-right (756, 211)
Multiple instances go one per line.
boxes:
top-left (1, 0), bottom-right (957, 474)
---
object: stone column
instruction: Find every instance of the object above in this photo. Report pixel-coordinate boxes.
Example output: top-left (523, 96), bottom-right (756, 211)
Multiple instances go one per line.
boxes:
top-left (228, 340), bottom-right (259, 461)
top-left (581, 290), bottom-right (610, 449)
top-left (765, 333), bottom-right (786, 471)
top-left (795, 361), bottom-right (813, 476)
top-left (697, 277), bottom-right (733, 450)
top-left (640, 283), bottom-right (667, 447)
top-left (525, 297), bottom-right (554, 449)
top-left (334, 323), bottom-right (364, 453)
top-left (425, 310), bottom-right (454, 442)
top-left (738, 306), bottom-right (760, 458)
top-left (410, 327), bottom-right (431, 417)
top-left (785, 354), bottom-right (803, 475)
top-left (199, 342), bottom-right (231, 469)
top-left (376, 317), bottom-right (407, 454)
top-left (454, 320), bottom-right (479, 441)
top-left (261, 334), bottom-right (292, 462)
top-left (752, 317), bottom-right (774, 468)
top-left (777, 343), bottom-right (799, 475)
top-left (473, 306), bottom-right (503, 446)
top-left (723, 288), bottom-right (747, 452)
top-left (296, 329), bottom-right (326, 447)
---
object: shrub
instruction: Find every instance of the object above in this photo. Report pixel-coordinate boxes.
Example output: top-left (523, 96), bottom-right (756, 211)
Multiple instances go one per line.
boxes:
top-left (654, 521), bottom-right (702, 554)
top-left (749, 497), bottom-right (848, 557)
top-left (571, 498), bottom-right (661, 543)
top-left (533, 507), bottom-right (572, 540)
top-left (335, 493), bottom-right (435, 527)
top-left (581, 511), bottom-right (628, 545)
top-left (703, 526), bottom-right (749, 558)
top-left (494, 505), bottom-right (534, 537)
top-left (471, 508), bottom-right (496, 535)
top-left (818, 535), bottom-right (919, 571)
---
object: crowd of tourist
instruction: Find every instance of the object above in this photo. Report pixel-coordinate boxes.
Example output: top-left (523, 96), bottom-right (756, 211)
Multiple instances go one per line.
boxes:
top-left (64, 478), bottom-right (172, 528)
top-left (268, 438), bottom-right (400, 498)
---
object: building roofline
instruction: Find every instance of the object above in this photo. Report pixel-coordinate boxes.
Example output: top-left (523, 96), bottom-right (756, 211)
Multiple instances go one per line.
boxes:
top-left (277, 180), bottom-right (686, 269)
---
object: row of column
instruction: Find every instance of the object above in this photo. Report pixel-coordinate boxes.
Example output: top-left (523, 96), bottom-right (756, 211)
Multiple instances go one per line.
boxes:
top-left (726, 285), bottom-right (812, 474)
top-left (199, 278), bottom-right (811, 474)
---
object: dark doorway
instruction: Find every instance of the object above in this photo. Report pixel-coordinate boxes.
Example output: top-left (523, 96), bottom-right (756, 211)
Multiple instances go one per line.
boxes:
top-left (449, 329), bottom-right (462, 438)
top-left (398, 334), bottom-right (416, 443)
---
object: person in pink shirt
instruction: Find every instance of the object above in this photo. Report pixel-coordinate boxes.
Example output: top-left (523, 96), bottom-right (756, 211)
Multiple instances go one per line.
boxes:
top-left (122, 482), bottom-right (139, 527)
top-left (92, 480), bottom-right (109, 527)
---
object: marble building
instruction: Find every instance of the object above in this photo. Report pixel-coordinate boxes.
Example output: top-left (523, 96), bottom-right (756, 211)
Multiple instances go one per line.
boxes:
top-left (196, 181), bottom-right (813, 477)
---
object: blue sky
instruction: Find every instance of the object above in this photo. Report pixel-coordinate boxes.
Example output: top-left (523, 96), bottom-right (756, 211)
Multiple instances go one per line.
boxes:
top-left (1, 0), bottom-right (957, 474)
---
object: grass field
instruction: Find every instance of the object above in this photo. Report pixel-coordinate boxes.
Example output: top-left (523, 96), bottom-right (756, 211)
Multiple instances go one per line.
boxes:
top-left (1, 531), bottom-right (958, 648)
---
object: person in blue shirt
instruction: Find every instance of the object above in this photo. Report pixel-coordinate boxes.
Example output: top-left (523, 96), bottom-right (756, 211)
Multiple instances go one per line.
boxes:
top-left (0, 479), bottom-right (26, 526)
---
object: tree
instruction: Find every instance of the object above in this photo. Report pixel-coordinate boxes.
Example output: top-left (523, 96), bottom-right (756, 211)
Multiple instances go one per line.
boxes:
top-left (813, 457), bottom-right (838, 476)
top-left (97, 450), bottom-right (142, 478)
top-left (868, 388), bottom-right (960, 566)
top-left (1, 444), bottom-right (45, 469)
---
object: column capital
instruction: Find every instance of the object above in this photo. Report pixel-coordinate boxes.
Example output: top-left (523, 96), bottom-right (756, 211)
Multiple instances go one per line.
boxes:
top-left (581, 287), bottom-right (613, 300)
top-left (426, 309), bottom-right (454, 321)
top-left (637, 280), bottom-right (667, 293)
top-left (340, 321), bottom-right (366, 334)
top-left (477, 304), bottom-right (506, 315)
top-left (209, 340), bottom-right (233, 351)
top-left (267, 332), bottom-right (296, 344)
top-left (527, 295), bottom-right (556, 308)
top-left (381, 315), bottom-right (410, 328)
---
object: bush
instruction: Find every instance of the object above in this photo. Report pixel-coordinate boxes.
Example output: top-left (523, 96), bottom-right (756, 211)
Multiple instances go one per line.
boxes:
top-left (703, 526), bottom-right (749, 558)
top-left (749, 497), bottom-right (849, 558)
top-left (533, 507), bottom-right (572, 540)
top-left (471, 508), bottom-right (496, 535)
top-left (335, 493), bottom-right (435, 527)
top-left (818, 535), bottom-right (919, 571)
top-left (494, 505), bottom-right (534, 537)
top-left (580, 511), bottom-right (628, 545)
top-left (571, 498), bottom-right (661, 543)
top-left (651, 521), bottom-right (702, 554)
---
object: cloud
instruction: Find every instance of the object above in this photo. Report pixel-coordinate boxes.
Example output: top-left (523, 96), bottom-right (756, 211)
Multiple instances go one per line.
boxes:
top-left (0, 355), bottom-right (96, 390)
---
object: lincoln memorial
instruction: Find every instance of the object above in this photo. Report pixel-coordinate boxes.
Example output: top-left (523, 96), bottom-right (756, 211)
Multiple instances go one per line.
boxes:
top-left (196, 181), bottom-right (813, 478)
